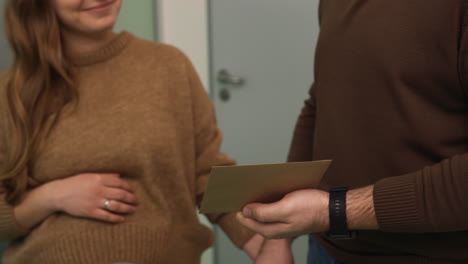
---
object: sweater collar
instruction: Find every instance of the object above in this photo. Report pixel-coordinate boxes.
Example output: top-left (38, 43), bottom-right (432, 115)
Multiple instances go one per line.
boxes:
top-left (67, 31), bottom-right (134, 67)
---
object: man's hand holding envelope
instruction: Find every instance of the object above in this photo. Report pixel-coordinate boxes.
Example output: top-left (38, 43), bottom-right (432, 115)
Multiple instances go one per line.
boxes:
top-left (200, 160), bottom-right (333, 239)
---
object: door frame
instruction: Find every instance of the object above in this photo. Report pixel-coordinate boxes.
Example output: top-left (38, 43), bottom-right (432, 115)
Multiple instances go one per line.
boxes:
top-left (156, 0), bottom-right (211, 90)
top-left (155, 1), bottom-right (215, 263)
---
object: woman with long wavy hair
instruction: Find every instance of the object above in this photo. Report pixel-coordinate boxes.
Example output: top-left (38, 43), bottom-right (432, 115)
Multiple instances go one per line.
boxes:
top-left (0, 0), bottom-right (289, 263)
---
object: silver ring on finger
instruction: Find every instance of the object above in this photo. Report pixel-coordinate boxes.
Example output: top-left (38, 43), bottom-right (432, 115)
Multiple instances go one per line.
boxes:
top-left (103, 199), bottom-right (112, 210)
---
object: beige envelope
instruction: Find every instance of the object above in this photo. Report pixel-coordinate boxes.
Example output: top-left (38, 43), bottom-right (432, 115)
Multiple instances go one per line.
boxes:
top-left (199, 160), bottom-right (331, 214)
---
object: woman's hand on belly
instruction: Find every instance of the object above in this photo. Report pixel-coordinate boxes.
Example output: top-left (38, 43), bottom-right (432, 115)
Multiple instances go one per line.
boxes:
top-left (49, 173), bottom-right (139, 223)
top-left (15, 173), bottom-right (139, 232)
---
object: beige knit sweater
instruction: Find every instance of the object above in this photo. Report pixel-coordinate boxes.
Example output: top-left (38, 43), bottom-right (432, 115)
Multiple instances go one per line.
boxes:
top-left (0, 32), bottom-right (254, 264)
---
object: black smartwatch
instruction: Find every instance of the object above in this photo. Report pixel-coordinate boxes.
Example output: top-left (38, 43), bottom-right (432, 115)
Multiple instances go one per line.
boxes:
top-left (326, 187), bottom-right (356, 240)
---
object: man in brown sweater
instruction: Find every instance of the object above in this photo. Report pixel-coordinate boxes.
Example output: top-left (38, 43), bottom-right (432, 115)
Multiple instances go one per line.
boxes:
top-left (238, 1), bottom-right (468, 264)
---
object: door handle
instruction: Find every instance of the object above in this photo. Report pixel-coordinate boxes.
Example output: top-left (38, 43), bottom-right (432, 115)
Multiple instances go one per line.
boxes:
top-left (217, 69), bottom-right (246, 87)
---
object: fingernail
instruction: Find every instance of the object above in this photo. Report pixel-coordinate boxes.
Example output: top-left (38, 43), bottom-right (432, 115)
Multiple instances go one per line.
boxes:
top-left (243, 207), bottom-right (252, 218)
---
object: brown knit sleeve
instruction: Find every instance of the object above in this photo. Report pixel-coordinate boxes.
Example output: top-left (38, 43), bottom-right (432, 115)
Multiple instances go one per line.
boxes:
top-left (374, 19), bottom-right (468, 231)
top-left (0, 79), bottom-right (30, 241)
top-left (287, 83), bottom-right (317, 162)
top-left (0, 185), bottom-right (29, 241)
top-left (288, 2), bottom-right (321, 163)
top-left (375, 22), bottom-right (468, 232)
top-left (374, 154), bottom-right (468, 233)
top-left (182, 55), bottom-right (255, 249)
top-left (373, 12), bottom-right (468, 233)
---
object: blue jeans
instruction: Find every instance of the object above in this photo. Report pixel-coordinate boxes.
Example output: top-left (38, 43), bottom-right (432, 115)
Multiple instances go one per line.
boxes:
top-left (307, 235), bottom-right (345, 264)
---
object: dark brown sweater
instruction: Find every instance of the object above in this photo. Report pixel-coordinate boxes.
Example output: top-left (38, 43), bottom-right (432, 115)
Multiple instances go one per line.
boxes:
top-left (0, 32), bottom-right (254, 264)
top-left (288, 1), bottom-right (468, 263)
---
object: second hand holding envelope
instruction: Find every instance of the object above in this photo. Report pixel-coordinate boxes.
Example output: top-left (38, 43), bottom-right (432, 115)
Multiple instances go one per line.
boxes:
top-left (200, 160), bottom-right (331, 214)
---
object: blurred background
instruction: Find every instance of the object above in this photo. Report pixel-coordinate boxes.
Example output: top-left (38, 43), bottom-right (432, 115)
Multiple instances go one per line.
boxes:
top-left (0, 0), bottom-right (320, 263)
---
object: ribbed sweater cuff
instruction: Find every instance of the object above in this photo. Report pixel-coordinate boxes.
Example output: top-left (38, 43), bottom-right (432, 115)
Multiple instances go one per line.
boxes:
top-left (0, 200), bottom-right (28, 240)
top-left (374, 171), bottom-right (427, 232)
top-left (217, 212), bottom-right (255, 249)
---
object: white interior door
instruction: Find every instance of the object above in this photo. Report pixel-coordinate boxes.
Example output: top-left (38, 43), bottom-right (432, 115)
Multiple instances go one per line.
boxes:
top-left (0, 0), bottom-right (13, 71)
top-left (209, 0), bottom-right (320, 263)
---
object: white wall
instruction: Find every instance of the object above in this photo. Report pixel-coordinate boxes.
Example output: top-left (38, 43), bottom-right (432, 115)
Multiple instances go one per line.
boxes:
top-left (115, 0), bottom-right (156, 40)
top-left (157, 1), bottom-right (213, 264)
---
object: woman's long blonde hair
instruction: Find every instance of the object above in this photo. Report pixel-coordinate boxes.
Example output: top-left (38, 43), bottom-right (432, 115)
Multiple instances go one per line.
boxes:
top-left (1, 0), bottom-right (78, 204)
